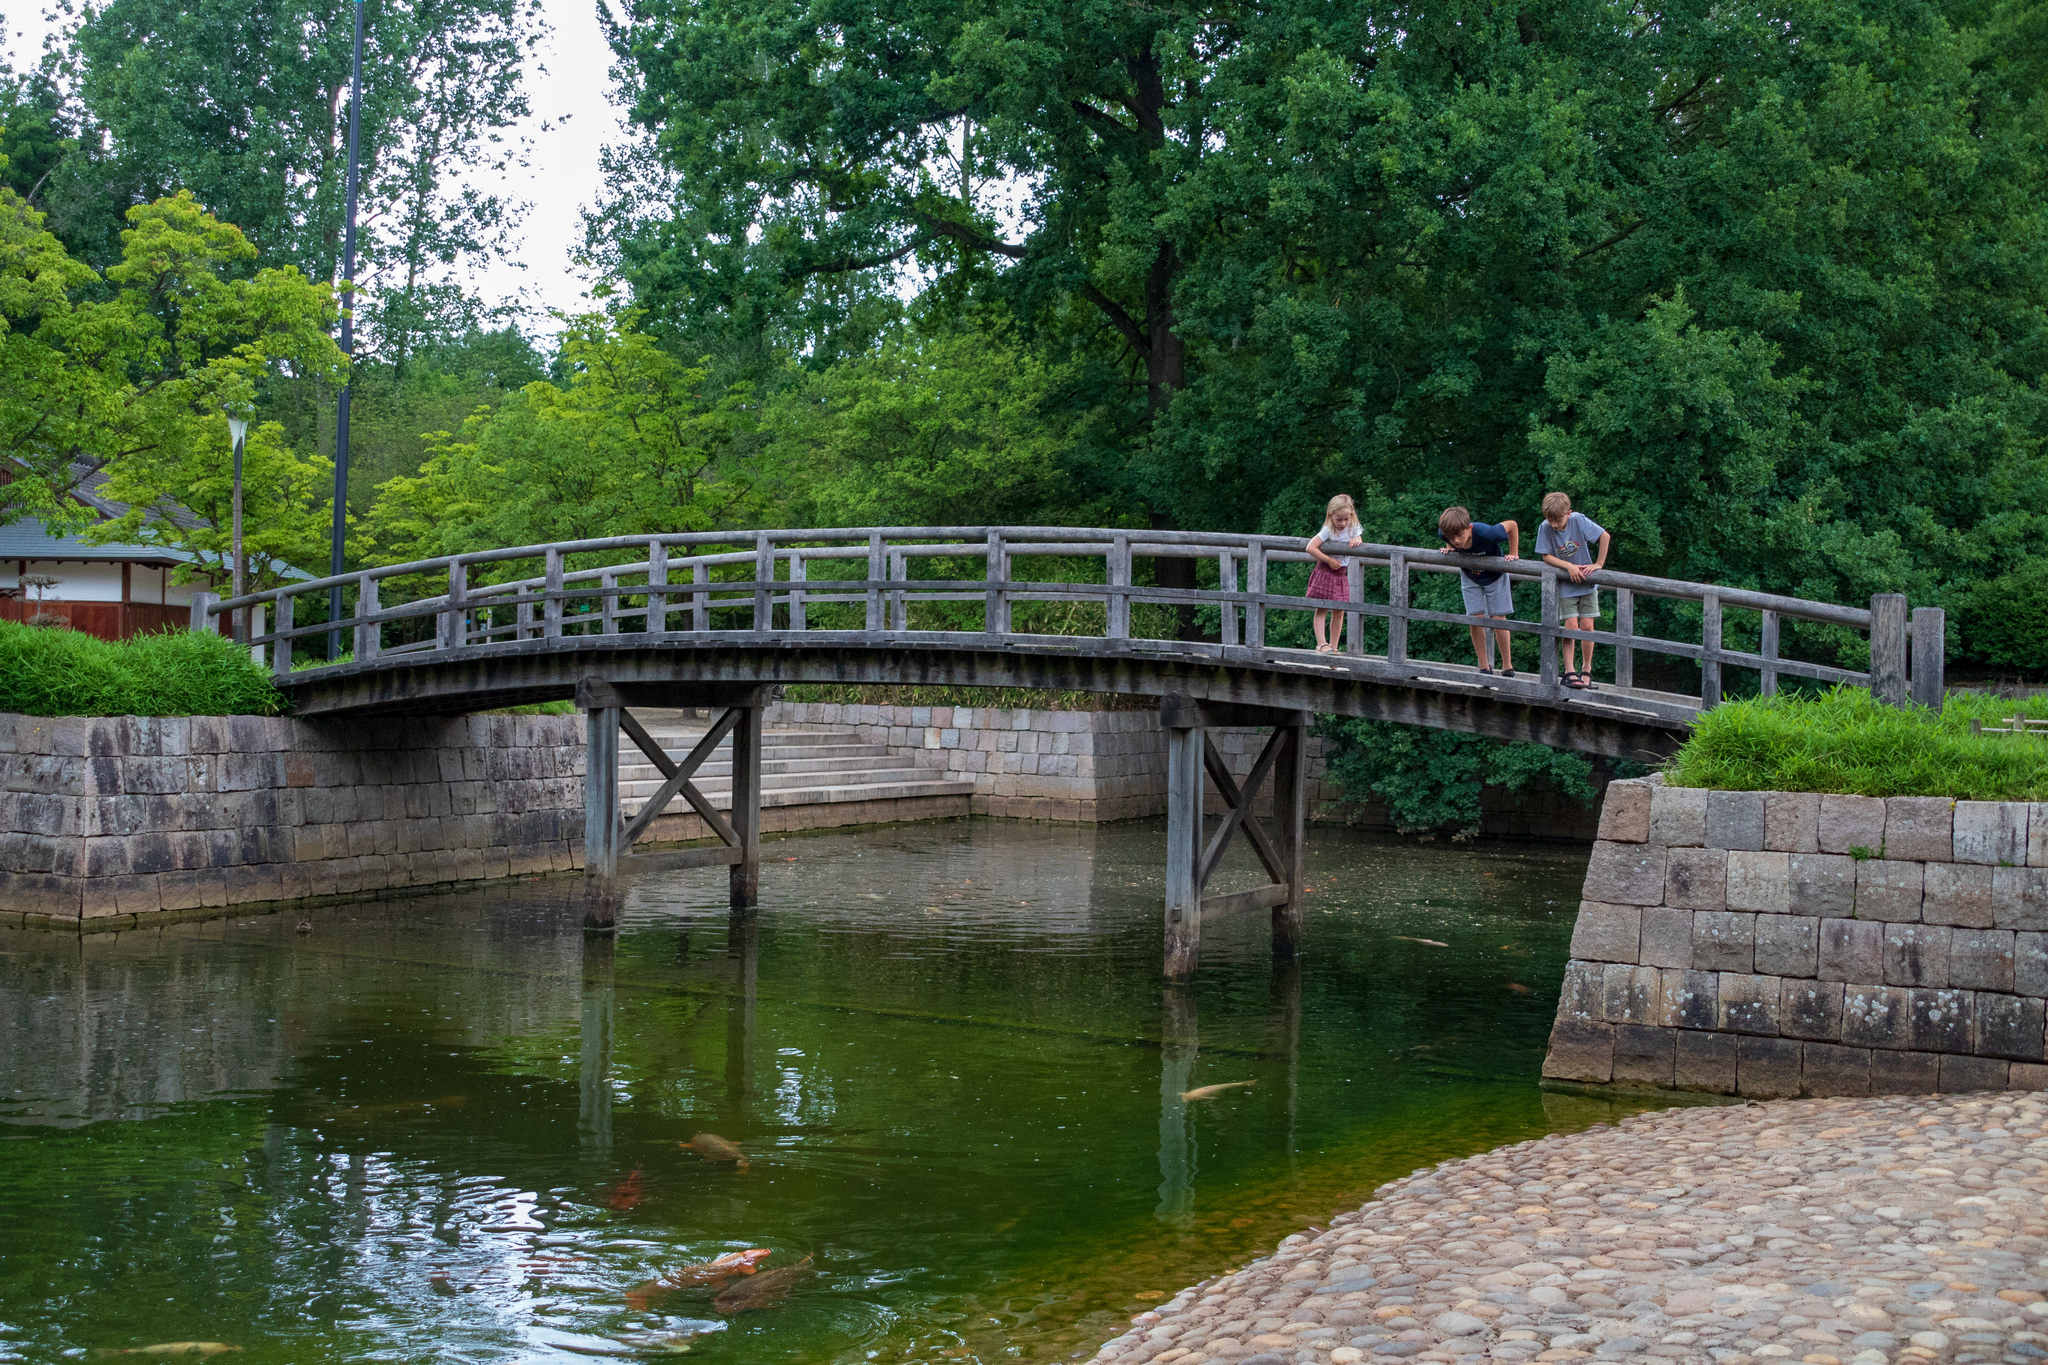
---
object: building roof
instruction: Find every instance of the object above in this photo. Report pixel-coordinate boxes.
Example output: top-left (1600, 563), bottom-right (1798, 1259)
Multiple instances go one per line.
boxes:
top-left (0, 462), bottom-right (314, 578)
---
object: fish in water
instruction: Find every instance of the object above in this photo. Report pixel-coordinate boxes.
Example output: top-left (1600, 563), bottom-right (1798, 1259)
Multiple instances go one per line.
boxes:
top-left (1506, 982), bottom-right (1532, 994)
top-left (624, 1248), bottom-right (773, 1310)
top-left (1393, 936), bottom-right (1449, 947)
top-left (681, 1133), bottom-right (749, 1170)
top-left (608, 1168), bottom-right (645, 1211)
top-left (1179, 1080), bottom-right (1256, 1102)
top-left (712, 1255), bottom-right (813, 1314)
top-left (93, 1347), bottom-right (244, 1359)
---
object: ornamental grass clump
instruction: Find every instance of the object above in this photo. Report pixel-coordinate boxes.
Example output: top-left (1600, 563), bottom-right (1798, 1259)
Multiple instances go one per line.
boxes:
top-left (0, 620), bottom-right (287, 717)
top-left (1666, 687), bottom-right (2048, 800)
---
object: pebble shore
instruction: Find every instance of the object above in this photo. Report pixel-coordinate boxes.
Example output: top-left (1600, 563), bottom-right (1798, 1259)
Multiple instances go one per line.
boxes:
top-left (1089, 1093), bottom-right (2048, 1365)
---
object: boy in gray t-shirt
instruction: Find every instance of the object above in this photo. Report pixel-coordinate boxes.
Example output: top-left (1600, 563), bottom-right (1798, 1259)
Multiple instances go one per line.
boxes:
top-left (1535, 492), bottom-right (1610, 688)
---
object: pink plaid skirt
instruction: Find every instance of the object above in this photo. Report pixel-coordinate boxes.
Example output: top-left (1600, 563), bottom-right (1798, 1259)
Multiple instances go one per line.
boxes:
top-left (1306, 563), bottom-right (1348, 602)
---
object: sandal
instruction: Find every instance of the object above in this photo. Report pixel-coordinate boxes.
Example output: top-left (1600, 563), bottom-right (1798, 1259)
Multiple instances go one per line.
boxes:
top-left (1565, 672), bottom-right (1589, 689)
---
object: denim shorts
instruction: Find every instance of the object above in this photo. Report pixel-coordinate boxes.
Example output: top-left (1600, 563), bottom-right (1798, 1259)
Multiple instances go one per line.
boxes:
top-left (1560, 589), bottom-right (1601, 619)
top-left (1459, 575), bottom-right (1513, 616)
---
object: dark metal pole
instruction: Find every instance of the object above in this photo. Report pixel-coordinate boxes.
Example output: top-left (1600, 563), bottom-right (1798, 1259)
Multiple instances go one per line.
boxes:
top-left (329, 0), bottom-right (365, 660)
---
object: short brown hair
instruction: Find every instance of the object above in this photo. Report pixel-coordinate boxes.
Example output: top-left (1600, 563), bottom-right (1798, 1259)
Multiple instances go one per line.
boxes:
top-left (1438, 506), bottom-right (1472, 540)
top-left (1542, 491), bottom-right (1572, 521)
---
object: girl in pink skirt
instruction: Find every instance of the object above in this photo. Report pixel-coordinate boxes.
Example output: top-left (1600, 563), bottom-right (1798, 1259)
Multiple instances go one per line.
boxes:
top-left (1305, 493), bottom-right (1364, 653)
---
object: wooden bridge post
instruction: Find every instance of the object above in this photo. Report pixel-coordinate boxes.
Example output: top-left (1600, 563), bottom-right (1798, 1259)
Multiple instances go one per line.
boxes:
top-left (1164, 713), bottom-right (1204, 983)
top-left (582, 694), bottom-right (623, 929)
top-left (648, 540), bottom-right (669, 635)
top-left (1270, 715), bottom-right (1306, 955)
top-left (1386, 551), bottom-right (1408, 666)
top-left (1911, 607), bottom-right (1946, 710)
top-left (1870, 593), bottom-right (1909, 708)
top-left (729, 702), bottom-right (764, 910)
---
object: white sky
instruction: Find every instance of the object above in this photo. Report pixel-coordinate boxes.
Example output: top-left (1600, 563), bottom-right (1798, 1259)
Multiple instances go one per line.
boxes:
top-left (3, 0), bottom-right (631, 331)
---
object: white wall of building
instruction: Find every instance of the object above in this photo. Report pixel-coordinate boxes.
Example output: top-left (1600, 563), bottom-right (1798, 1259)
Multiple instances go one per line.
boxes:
top-left (1, 561), bottom-right (212, 604)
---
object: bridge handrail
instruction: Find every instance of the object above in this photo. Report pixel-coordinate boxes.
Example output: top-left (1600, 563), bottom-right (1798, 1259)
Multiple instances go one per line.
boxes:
top-left (192, 525), bottom-right (1938, 712)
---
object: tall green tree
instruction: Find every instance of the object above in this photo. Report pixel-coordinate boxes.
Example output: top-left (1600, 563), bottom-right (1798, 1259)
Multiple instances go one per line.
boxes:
top-left (604, 0), bottom-right (2048, 652)
top-left (0, 188), bottom-right (346, 530)
top-left (56, 0), bottom-right (546, 357)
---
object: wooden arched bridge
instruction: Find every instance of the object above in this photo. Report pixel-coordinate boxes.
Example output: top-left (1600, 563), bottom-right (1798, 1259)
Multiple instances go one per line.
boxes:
top-left (195, 527), bottom-right (1944, 980)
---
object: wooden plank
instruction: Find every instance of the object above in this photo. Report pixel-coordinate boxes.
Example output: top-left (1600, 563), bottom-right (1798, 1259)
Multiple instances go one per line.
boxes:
top-left (789, 553), bottom-right (806, 632)
top-left (1759, 609), bottom-right (1779, 697)
top-left (866, 533), bottom-right (884, 631)
top-left (601, 570), bottom-right (618, 635)
top-left (1107, 534), bottom-right (1131, 639)
top-left (1245, 543), bottom-right (1267, 649)
top-left (1911, 606), bottom-right (1945, 711)
top-left (1217, 551), bottom-right (1238, 647)
top-left (754, 533), bottom-right (773, 630)
top-left (1386, 550), bottom-right (1408, 666)
top-left (1539, 570), bottom-right (1561, 689)
top-left (1200, 734), bottom-right (1289, 888)
top-left (1869, 593), bottom-right (1908, 708)
top-left (985, 529), bottom-right (1008, 636)
top-left (544, 549), bottom-right (563, 639)
top-left (1615, 588), bottom-right (1634, 689)
top-left (619, 707), bottom-right (743, 848)
top-left (622, 845), bottom-right (747, 873)
top-left (1197, 727), bottom-right (1288, 888)
top-left (1344, 557), bottom-right (1365, 657)
top-left (1164, 722), bottom-right (1203, 983)
top-left (648, 540), bottom-right (669, 635)
top-left (1700, 592), bottom-right (1721, 707)
top-left (1201, 884), bottom-right (1290, 920)
top-left (692, 559), bottom-right (710, 632)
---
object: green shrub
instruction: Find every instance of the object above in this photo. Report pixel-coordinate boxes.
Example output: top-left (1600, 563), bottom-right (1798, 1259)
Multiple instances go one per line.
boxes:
top-left (0, 621), bottom-right (287, 717)
top-left (1956, 560), bottom-right (2048, 673)
top-left (1666, 687), bottom-right (2048, 799)
top-left (1312, 716), bottom-right (1636, 837)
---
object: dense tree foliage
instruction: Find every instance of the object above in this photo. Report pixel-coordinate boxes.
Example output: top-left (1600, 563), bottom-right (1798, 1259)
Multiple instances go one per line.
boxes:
top-left (0, 189), bottom-right (345, 532)
top-left (602, 0), bottom-right (2048, 647)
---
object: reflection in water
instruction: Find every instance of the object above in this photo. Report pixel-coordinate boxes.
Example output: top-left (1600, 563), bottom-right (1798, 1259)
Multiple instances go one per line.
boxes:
top-left (0, 819), bottom-right (1706, 1365)
top-left (1155, 988), bottom-right (1198, 1227)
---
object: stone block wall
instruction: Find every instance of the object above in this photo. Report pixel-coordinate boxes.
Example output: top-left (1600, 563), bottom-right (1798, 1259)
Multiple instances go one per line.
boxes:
top-left (1546, 777), bottom-right (2048, 1097)
top-left (769, 700), bottom-right (1613, 838)
top-left (0, 713), bottom-right (586, 928)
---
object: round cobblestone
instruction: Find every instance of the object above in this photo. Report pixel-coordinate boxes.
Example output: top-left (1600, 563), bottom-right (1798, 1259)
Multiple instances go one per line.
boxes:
top-left (1101, 1095), bottom-right (2048, 1365)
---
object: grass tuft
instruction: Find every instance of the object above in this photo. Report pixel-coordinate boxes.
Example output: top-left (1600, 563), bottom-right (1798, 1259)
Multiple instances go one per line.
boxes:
top-left (0, 621), bottom-right (288, 717)
top-left (1665, 687), bottom-right (2048, 799)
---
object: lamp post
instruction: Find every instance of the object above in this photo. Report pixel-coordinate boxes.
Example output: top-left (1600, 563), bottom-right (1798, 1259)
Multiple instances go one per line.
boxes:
top-left (330, 0), bottom-right (365, 660)
top-left (228, 414), bottom-right (248, 644)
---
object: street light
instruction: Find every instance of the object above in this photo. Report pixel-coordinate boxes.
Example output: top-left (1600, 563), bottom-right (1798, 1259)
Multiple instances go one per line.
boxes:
top-left (330, 0), bottom-right (365, 660)
top-left (228, 413), bottom-right (248, 644)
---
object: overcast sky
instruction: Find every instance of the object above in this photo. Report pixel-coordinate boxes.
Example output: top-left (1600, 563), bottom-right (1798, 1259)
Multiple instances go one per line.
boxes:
top-left (3, 0), bottom-right (632, 329)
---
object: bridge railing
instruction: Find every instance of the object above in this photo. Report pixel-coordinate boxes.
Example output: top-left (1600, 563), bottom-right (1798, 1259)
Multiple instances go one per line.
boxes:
top-left (192, 527), bottom-right (1944, 712)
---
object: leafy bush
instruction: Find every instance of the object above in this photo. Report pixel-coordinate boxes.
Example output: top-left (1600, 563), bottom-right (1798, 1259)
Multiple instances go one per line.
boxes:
top-left (1956, 560), bottom-right (2048, 673)
top-left (0, 621), bottom-right (286, 716)
top-left (1313, 716), bottom-right (1626, 837)
top-left (1666, 687), bottom-right (2048, 799)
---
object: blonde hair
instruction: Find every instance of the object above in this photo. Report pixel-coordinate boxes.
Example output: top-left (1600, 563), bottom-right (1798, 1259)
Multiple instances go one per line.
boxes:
top-left (1325, 493), bottom-right (1357, 527)
top-left (1541, 491), bottom-right (1573, 522)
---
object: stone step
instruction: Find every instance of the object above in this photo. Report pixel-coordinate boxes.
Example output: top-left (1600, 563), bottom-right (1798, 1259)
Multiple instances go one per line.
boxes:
top-left (618, 761), bottom-right (929, 800)
top-left (620, 752), bottom-right (922, 786)
top-left (624, 775), bottom-right (975, 817)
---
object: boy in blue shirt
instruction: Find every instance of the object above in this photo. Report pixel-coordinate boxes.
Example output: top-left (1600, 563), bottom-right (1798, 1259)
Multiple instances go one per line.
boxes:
top-left (1535, 492), bottom-right (1610, 689)
top-left (1437, 505), bottom-right (1519, 675)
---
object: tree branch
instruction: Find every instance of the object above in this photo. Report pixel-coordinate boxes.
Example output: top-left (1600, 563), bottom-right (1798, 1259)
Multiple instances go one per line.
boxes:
top-left (1080, 283), bottom-right (1148, 356)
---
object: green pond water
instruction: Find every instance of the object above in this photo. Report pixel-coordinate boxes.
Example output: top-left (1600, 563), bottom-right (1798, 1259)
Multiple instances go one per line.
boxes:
top-left (0, 818), bottom-right (1691, 1364)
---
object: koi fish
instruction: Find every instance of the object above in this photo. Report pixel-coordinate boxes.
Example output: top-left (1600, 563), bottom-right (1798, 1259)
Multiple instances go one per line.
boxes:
top-left (608, 1168), bottom-right (645, 1211)
top-left (1179, 1080), bottom-right (1256, 1102)
top-left (624, 1248), bottom-right (773, 1310)
top-left (1393, 936), bottom-right (1449, 947)
top-left (93, 1347), bottom-right (244, 1359)
top-left (1506, 982), bottom-right (1532, 995)
top-left (681, 1133), bottom-right (749, 1170)
top-left (712, 1255), bottom-right (813, 1313)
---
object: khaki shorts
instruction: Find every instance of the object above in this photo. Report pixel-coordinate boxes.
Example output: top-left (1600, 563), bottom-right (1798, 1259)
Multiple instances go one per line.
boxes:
top-left (1560, 589), bottom-right (1600, 620)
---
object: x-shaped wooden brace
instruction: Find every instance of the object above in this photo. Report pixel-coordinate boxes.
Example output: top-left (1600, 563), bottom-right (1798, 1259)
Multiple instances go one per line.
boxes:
top-left (617, 708), bottom-right (743, 850)
top-left (1197, 727), bottom-right (1292, 894)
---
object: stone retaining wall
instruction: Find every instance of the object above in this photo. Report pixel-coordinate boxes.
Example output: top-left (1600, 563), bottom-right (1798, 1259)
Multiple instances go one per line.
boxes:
top-left (1, 713), bottom-right (587, 928)
top-left (770, 700), bottom-right (1613, 839)
top-left (1545, 776), bottom-right (2048, 1097)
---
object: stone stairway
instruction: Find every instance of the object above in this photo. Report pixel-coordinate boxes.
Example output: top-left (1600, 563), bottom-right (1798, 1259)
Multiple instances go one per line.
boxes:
top-left (619, 708), bottom-right (976, 836)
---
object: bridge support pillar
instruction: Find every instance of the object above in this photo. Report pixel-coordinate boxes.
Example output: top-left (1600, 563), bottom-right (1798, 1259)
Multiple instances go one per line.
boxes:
top-left (1159, 695), bottom-right (1310, 983)
top-left (582, 699), bottom-right (624, 929)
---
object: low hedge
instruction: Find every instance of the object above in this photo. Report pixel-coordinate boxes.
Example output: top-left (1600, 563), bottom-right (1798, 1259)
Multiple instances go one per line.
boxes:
top-left (1665, 687), bottom-right (2048, 800)
top-left (0, 620), bottom-right (287, 717)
